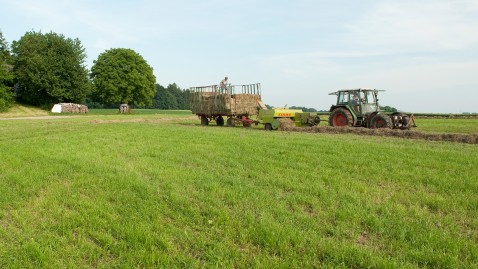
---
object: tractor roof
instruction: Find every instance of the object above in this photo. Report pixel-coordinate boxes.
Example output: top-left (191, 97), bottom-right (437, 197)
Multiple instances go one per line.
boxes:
top-left (328, 88), bottom-right (385, 95)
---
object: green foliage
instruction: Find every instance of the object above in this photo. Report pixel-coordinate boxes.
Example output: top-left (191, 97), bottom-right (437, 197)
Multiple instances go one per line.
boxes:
top-left (90, 48), bottom-right (156, 107)
top-left (289, 106), bottom-right (318, 112)
top-left (0, 30), bottom-right (12, 64)
top-left (0, 30), bottom-right (14, 112)
top-left (0, 114), bottom-right (477, 267)
top-left (380, 105), bottom-right (398, 112)
top-left (11, 31), bottom-right (91, 107)
top-left (148, 83), bottom-right (190, 110)
top-left (0, 83), bottom-right (14, 112)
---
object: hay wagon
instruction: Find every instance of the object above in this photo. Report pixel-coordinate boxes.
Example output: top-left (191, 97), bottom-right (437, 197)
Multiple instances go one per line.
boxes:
top-left (190, 83), bottom-right (266, 127)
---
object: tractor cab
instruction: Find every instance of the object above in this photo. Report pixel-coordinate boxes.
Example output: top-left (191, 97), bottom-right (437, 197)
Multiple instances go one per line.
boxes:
top-left (328, 88), bottom-right (415, 129)
top-left (331, 88), bottom-right (381, 117)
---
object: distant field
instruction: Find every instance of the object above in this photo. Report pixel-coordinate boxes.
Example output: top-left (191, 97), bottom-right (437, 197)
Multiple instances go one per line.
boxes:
top-left (87, 109), bottom-right (192, 116)
top-left (0, 111), bottom-right (477, 268)
top-left (2, 106), bottom-right (477, 135)
top-left (411, 118), bottom-right (478, 134)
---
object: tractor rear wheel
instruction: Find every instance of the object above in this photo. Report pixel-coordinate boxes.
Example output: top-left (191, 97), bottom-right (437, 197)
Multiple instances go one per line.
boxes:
top-left (201, 116), bottom-right (209, 125)
top-left (329, 108), bottom-right (353, 127)
top-left (370, 114), bottom-right (392, 129)
top-left (216, 116), bottom-right (224, 126)
top-left (226, 118), bottom-right (235, 127)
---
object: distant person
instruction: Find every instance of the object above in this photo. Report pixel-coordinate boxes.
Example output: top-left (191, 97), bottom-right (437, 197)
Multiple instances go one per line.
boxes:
top-left (220, 76), bottom-right (229, 92)
top-left (351, 92), bottom-right (361, 113)
top-left (352, 93), bottom-right (360, 104)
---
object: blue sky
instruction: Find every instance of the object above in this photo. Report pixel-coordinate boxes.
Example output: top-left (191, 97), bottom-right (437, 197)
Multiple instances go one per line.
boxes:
top-left (1, 0), bottom-right (477, 113)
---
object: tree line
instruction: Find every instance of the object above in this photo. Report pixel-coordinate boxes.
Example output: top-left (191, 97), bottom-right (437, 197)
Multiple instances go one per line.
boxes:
top-left (0, 29), bottom-right (193, 112)
top-left (87, 83), bottom-right (191, 110)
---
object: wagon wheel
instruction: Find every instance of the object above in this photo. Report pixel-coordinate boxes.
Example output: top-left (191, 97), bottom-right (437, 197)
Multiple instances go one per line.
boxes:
top-left (201, 116), bottom-right (209, 126)
top-left (329, 108), bottom-right (353, 127)
top-left (216, 116), bottom-right (224, 126)
top-left (264, 123), bottom-right (272, 130)
top-left (370, 114), bottom-right (392, 129)
top-left (226, 118), bottom-right (235, 127)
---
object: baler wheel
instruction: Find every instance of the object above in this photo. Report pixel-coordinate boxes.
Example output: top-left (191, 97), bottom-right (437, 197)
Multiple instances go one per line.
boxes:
top-left (329, 108), bottom-right (353, 127)
top-left (264, 123), bottom-right (272, 130)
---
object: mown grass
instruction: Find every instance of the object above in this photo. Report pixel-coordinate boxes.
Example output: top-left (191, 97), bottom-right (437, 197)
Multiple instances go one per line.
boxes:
top-left (1, 112), bottom-right (477, 268)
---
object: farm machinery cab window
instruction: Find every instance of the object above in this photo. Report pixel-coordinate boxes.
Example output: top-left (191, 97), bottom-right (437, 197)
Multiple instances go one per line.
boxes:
top-left (363, 90), bottom-right (376, 104)
top-left (337, 91), bottom-right (349, 105)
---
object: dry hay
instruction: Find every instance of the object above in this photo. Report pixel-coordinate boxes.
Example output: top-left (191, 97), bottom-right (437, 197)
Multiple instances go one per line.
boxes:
top-left (279, 125), bottom-right (478, 144)
top-left (56, 103), bottom-right (88, 113)
top-left (191, 92), bottom-right (260, 116)
top-left (278, 118), bottom-right (295, 129)
top-left (233, 94), bottom-right (261, 115)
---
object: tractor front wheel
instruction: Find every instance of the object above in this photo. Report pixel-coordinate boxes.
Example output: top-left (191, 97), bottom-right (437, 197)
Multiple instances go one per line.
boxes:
top-left (370, 114), bottom-right (392, 129)
top-left (329, 108), bottom-right (353, 127)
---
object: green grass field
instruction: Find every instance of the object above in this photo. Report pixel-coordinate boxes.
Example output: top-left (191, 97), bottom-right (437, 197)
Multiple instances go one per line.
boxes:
top-left (1, 110), bottom-right (477, 268)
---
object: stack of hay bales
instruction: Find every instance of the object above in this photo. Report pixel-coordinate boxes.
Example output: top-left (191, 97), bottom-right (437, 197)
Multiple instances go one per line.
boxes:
top-left (191, 92), bottom-right (260, 116)
top-left (52, 103), bottom-right (88, 113)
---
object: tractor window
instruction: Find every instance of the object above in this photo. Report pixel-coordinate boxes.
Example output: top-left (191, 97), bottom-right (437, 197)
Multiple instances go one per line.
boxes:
top-left (351, 91), bottom-right (360, 105)
top-left (338, 92), bottom-right (349, 104)
top-left (364, 91), bottom-right (375, 104)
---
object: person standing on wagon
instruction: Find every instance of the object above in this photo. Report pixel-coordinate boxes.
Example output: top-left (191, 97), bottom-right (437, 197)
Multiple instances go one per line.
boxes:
top-left (220, 76), bottom-right (229, 93)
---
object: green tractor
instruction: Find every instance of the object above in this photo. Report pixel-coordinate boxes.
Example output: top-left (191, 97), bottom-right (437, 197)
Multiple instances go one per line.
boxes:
top-left (328, 88), bottom-right (415, 129)
top-left (258, 108), bottom-right (321, 130)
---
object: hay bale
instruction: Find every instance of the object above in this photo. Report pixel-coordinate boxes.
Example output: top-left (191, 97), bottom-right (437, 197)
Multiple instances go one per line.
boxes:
top-left (52, 103), bottom-right (88, 114)
top-left (119, 104), bottom-right (130, 113)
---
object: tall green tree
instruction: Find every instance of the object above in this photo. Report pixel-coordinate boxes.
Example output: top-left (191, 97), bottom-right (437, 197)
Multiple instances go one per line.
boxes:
top-left (148, 83), bottom-right (191, 110)
top-left (11, 31), bottom-right (91, 106)
top-left (90, 48), bottom-right (156, 106)
top-left (0, 30), bottom-right (14, 112)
